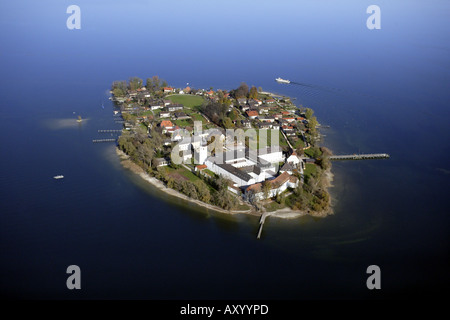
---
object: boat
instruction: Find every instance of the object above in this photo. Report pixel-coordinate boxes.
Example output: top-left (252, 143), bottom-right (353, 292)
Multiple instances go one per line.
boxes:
top-left (275, 77), bottom-right (290, 84)
top-left (77, 115), bottom-right (82, 123)
top-left (53, 175), bottom-right (64, 179)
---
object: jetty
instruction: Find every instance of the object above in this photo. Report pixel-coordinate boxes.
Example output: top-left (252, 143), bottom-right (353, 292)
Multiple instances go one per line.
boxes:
top-left (330, 153), bottom-right (390, 161)
top-left (92, 139), bottom-right (116, 143)
top-left (257, 212), bottom-right (271, 239)
top-left (98, 129), bottom-right (122, 133)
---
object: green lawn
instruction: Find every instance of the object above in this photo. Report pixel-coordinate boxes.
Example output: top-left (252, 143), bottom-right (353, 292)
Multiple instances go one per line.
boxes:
top-left (168, 94), bottom-right (205, 110)
top-left (264, 201), bottom-right (287, 212)
top-left (179, 167), bottom-right (200, 182)
top-left (304, 163), bottom-right (318, 178)
top-left (236, 203), bottom-right (251, 211)
top-left (174, 119), bottom-right (194, 127)
top-left (190, 113), bottom-right (208, 124)
top-left (293, 138), bottom-right (305, 149)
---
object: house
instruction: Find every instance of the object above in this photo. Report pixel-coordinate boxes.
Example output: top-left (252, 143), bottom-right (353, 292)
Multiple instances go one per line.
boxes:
top-left (265, 98), bottom-right (275, 104)
top-left (163, 99), bottom-right (171, 106)
top-left (166, 104), bottom-right (183, 112)
top-left (245, 171), bottom-right (299, 200)
top-left (258, 105), bottom-right (271, 114)
top-left (271, 123), bottom-right (281, 130)
top-left (173, 112), bottom-right (190, 120)
top-left (160, 120), bottom-right (174, 133)
top-left (195, 164), bottom-right (207, 172)
top-left (159, 111), bottom-right (171, 118)
top-left (150, 101), bottom-right (163, 110)
top-left (240, 104), bottom-right (250, 112)
top-left (237, 98), bottom-right (247, 106)
top-left (259, 115), bottom-right (276, 123)
top-left (279, 162), bottom-right (295, 175)
top-left (273, 113), bottom-right (283, 120)
top-left (258, 122), bottom-right (272, 130)
top-left (241, 120), bottom-right (252, 128)
top-left (163, 87), bottom-right (174, 93)
top-left (246, 110), bottom-right (259, 119)
top-left (154, 157), bottom-right (170, 167)
top-left (286, 151), bottom-right (301, 167)
top-left (184, 86), bottom-right (191, 93)
top-left (283, 117), bottom-right (296, 123)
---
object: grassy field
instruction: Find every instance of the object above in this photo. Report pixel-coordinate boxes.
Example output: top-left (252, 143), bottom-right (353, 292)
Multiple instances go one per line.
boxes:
top-left (304, 163), bottom-right (318, 178)
top-left (174, 119), bottom-right (194, 127)
top-left (178, 167), bottom-right (200, 182)
top-left (168, 94), bottom-right (205, 110)
top-left (264, 200), bottom-right (286, 212)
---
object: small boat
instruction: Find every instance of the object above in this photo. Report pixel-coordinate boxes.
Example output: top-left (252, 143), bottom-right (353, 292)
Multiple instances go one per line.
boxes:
top-left (53, 175), bottom-right (64, 179)
top-left (275, 77), bottom-right (290, 84)
top-left (77, 115), bottom-right (82, 123)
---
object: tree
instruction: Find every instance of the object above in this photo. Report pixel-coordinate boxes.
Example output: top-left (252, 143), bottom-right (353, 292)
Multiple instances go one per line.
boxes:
top-left (232, 82), bottom-right (249, 99)
top-left (258, 86), bottom-right (263, 93)
top-left (161, 80), bottom-right (168, 88)
top-left (194, 180), bottom-right (211, 203)
top-left (112, 80), bottom-right (127, 97)
top-left (129, 77), bottom-right (143, 91)
top-left (305, 108), bottom-right (314, 120)
top-left (222, 117), bottom-right (234, 129)
top-left (228, 109), bottom-right (239, 121)
top-left (262, 181), bottom-right (272, 199)
top-left (249, 86), bottom-right (258, 99)
top-left (308, 116), bottom-right (318, 135)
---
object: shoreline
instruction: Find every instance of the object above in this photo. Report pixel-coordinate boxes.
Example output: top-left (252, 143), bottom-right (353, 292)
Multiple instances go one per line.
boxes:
top-left (116, 148), bottom-right (334, 219)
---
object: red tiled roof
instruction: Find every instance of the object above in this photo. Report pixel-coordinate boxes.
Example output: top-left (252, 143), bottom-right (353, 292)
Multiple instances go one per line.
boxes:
top-left (196, 165), bottom-right (207, 170)
top-left (160, 120), bottom-right (174, 128)
top-left (246, 110), bottom-right (259, 117)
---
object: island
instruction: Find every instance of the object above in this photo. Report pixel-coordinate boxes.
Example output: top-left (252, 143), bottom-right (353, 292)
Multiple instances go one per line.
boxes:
top-left (111, 76), bottom-right (333, 221)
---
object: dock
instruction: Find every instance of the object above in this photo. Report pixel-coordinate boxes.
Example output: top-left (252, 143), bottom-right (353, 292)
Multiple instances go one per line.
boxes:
top-left (257, 212), bottom-right (270, 239)
top-left (92, 139), bottom-right (116, 143)
top-left (330, 153), bottom-right (390, 161)
top-left (98, 129), bottom-right (122, 133)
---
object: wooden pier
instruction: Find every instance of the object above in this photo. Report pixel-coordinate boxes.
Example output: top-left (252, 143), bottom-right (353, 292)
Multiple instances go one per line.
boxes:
top-left (257, 212), bottom-right (270, 239)
top-left (98, 129), bottom-right (122, 133)
top-left (330, 153), bottom-right (390, 161)
top-left (92, 139), bottom-right (116, 143)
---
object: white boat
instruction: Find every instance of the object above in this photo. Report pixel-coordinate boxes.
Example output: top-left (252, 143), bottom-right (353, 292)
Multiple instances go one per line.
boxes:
top-left (53, 175), bottom-right (64, 179)
top-left (275, 77), bottom-right (290, 84)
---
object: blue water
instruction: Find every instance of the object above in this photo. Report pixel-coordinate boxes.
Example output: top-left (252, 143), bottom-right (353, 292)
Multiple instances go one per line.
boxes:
top-left (0, 0), bottom-right (449, 299)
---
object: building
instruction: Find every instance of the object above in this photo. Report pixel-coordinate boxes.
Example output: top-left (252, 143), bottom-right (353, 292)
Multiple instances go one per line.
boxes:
top-left (163, 87), bottom-right (174, 93)
top-left (246, 110), bottom-right (259, 119)
top-left (154, 157), bottom-right (170, 167)
top-left (166, 104), bottom-right (183, 112)
top-left (245, 172), bottom-right (299, 200)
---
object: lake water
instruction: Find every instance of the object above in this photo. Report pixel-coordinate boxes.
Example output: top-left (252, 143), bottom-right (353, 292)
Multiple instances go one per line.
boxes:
top-left (0, 0), bottom-right (449, 299)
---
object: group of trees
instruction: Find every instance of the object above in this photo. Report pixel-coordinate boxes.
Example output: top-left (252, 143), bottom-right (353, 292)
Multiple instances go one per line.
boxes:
top-left (118, 128), bottom-right (163, 173)
top-left (230, 82), bottom-right (259, 100)
top-left (201, 101), bottom-right (228, 127)
top-left (287, 168), bottom-right (330, 212)
top-left (155, 165), bottom-right (238, 211)
top-left (112, 81), bottom-right (127, 97)
top-left (111, 76), bottom-right (169, 98)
